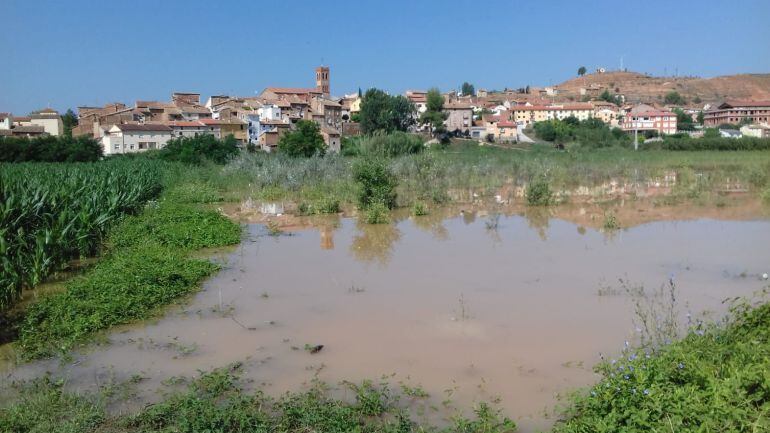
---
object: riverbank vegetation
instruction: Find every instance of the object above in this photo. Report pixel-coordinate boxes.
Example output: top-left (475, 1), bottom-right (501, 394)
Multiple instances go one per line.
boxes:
top-left (2, 132), bottom-right (770, 432)
top-left (0, 365), bottom-right (516, 433)
top-left (554, 294), bottom-right (770, 432)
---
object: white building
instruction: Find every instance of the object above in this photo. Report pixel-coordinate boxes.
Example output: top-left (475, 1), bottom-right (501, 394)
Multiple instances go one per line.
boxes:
top-left (102, 124), bottom-right (172, 155)
top-left (0, 113), bottom-right (11, 130)
top-left (28, 108), bottom-right (64, 136)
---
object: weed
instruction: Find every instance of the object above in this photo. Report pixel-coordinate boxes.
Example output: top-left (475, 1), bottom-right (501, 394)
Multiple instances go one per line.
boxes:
top-left (412, 201), bottom-right (428, 216)
top-left (526, 177), bottom-right (552, 206)
top-left (602, 211), bottom-right (619, 230)
top-left (365, 202), bottom-right (390, 224)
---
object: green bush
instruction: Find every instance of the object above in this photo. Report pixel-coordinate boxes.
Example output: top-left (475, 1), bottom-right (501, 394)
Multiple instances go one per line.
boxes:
top-left (365, 202), bottom-right (390, 224)
top-left (554, 301), bottom-right (770, 433)
top-left (412, 201), bottom-right (428, 216)
top-left (160, 134), bottom-right (239, 164)
top-left (526, 177), bottom-right (552, 206)
top-left (0, 135), bottom-right (102, 163)
top-left (315, 197), bottom-right (341, 214)
top-left (353, 158), bottom-right (397, 209)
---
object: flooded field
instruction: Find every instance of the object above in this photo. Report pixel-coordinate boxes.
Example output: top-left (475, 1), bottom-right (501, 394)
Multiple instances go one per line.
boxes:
top-left (3, 201), bottom-right (770, 432)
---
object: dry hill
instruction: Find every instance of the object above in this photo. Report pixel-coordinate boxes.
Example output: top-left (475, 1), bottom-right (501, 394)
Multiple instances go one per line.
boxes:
top-left (556, 71), bottom-right (770, 106)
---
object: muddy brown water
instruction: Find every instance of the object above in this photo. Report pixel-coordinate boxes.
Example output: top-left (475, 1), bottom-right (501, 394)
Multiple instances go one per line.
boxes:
top-left (3, 206), bottom-right (770, 432)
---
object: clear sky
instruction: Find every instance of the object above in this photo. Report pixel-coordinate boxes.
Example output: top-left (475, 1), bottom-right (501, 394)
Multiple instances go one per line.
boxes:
top-left (2, 0), bottom-right (769, 114)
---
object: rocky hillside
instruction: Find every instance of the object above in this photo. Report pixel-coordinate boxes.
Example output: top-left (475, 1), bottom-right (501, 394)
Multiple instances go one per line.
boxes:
top-left (556, 71), bottom-right (770, 106)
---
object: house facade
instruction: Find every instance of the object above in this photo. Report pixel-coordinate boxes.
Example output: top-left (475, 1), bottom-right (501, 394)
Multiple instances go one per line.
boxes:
top-left (622, 106), bottom-right (677, 135)
top-left (444, 102), bottom-right (473, 133)
top-left (102, 124), bottom-right (172, 155)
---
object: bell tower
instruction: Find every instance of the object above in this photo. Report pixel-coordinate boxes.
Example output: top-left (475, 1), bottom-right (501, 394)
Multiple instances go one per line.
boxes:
top-left (315, 66), bottom-right (330, 97)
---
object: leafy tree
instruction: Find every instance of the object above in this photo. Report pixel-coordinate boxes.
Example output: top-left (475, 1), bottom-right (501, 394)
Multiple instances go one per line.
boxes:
top-left (420, 88), bottom-right (447, 135)
top-left (673, 108), bottom-right (695, 131)
top-left (697, 111), bottom-right (705, 125)
top-left (61, 109), bottom-right (78, 136)
top-left (0, 135), bottom-right (102, 162)
top-left (359, 88), bottom-right (416, 134)
top-left (160, 134), bottom-right (239, 164)
top-left (277, 120), bottom-right (325, 157)
top-left (599, 90), bottom-right (622, 106)
top-left (578, 66), bottom-right (587, 77)
top-left (461, 82), bottom-right (475, 96)
top-left (664, 91), bottom-right (686, 105)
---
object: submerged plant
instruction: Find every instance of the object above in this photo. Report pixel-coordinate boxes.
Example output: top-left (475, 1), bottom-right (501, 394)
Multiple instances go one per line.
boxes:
top-left (525, 177), bottom-right (552, 206)
top-left (364, 202), bottom-right (390, 224)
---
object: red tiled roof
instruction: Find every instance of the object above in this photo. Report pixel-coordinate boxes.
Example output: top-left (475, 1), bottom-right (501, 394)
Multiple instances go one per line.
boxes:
top-left (115, 124), bottom-right (172, 132)
top-left (498, 121), bottom-right (517, 127)
top-left (720, 100), bottom-right (770, 109)
top-left (167, 121), bottom-right (204, 127)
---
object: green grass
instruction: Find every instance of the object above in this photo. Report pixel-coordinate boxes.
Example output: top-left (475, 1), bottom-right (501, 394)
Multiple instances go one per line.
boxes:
top-left (15, 199), bottom-right (241, 360)
top-left (0, 366), bottom-right (517, 433)
top-left (553, 298), bottom-right (770, 432)
top-left (219, 146), bottom-right (770, 210)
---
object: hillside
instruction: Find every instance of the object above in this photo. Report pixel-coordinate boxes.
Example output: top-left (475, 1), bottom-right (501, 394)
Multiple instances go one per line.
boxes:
top-left (556, 71), bottom-right (770, 106)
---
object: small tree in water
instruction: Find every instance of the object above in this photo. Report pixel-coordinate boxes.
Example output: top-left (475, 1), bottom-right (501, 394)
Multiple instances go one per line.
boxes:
top-left (353, 157), bottom-right (397, 210)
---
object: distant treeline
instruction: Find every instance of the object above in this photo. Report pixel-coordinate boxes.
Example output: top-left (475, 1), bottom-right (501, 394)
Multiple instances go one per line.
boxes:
top-left (0, 135), bottom-right (102, 163)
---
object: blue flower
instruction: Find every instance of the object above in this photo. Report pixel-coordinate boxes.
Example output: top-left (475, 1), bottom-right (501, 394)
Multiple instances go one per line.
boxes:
top-left (624, 375), bottom-right (630, 380)
top-left (643, 389), bottom-right (650, 395)
top-left (591, 391), bottom-right (597, 397)
top-left (678, 362), bottom-right (685, 369)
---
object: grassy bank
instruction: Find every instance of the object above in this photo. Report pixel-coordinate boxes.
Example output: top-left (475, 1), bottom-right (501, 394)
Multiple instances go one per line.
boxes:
top-left (0, 365), bottom-right (516, 433)
top-left (553, 295), bottom-right (770, 432)
top-left (14, 196), bottom-right (241, 360)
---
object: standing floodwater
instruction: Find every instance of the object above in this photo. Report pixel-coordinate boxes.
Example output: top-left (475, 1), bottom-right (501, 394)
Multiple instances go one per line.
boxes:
top-left (4, 212), bottom-right (770, 432)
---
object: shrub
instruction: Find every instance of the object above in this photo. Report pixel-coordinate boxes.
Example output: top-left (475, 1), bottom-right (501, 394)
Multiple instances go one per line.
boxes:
top-left (353, 158), bottom-right (397, 209)
top-left (315, 197), bottom-right (341, 214)
top-left (526, 177), bottom-right (552, 206)
top-left (160, 134), bottom-right (239, 164)
top-left (412, 201), bottom-right (428, 216)
top-left (364, 202), bottom-right (390, 224)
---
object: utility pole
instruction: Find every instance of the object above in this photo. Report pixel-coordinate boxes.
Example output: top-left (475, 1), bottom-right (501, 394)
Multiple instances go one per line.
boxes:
top-left (634, 127), bottom-right (638, 151)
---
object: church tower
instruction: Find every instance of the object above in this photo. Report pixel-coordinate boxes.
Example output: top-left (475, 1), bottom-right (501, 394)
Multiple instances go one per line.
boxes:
top-left (315, 66), bottom-right (330, 97)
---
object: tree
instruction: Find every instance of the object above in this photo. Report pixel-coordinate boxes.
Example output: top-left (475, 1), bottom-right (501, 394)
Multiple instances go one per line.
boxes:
top-left (61, 109), bottom-right (78, 136)
top-left (461, 82), bottom-right (475, 96)
top-left (420, 88), bottom-right (447, 136)
top-left (599, 89), bottom-right (622, 106)
top-left (664, 91), bottom-right (686, 105)
top-left (578, 66), bottom-right (587, 77)
top-left (359, 88), bottom-right (416, 134)
top-left (277, 120), bottom-right (325, 157)
top-left (697, 111), bottom-right (705, 125)
top-left (673, 108), bottom-right (694, 131)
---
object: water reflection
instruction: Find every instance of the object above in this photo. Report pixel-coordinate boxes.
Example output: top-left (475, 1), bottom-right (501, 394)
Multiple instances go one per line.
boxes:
top-left (349, 220), bottom-right (402, 265)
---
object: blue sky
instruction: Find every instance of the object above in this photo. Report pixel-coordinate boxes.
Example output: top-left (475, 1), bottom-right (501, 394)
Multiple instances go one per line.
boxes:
top-left (2, 0), bottom-right (769, 114)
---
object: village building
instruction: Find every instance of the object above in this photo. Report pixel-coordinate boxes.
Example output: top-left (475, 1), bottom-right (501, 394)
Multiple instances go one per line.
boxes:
top-left (199, 118), bottom-right (247, 144)
top-left (28, 108), bottom-right (64, 136)
top-left (101, 124), bottom-right (172, 155)
top-left (167, 121), bottom-right (220, 139)
top-left (511, 103), bottom-right (594, 126)
top-left (622, 105), bottom-right (677, 135)
top-left (740, 123), bottom-right (770, 138)
top-left (444, 102), bottom-right (473, 134)
top-left (703, 101), bottom-right (770, 127)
